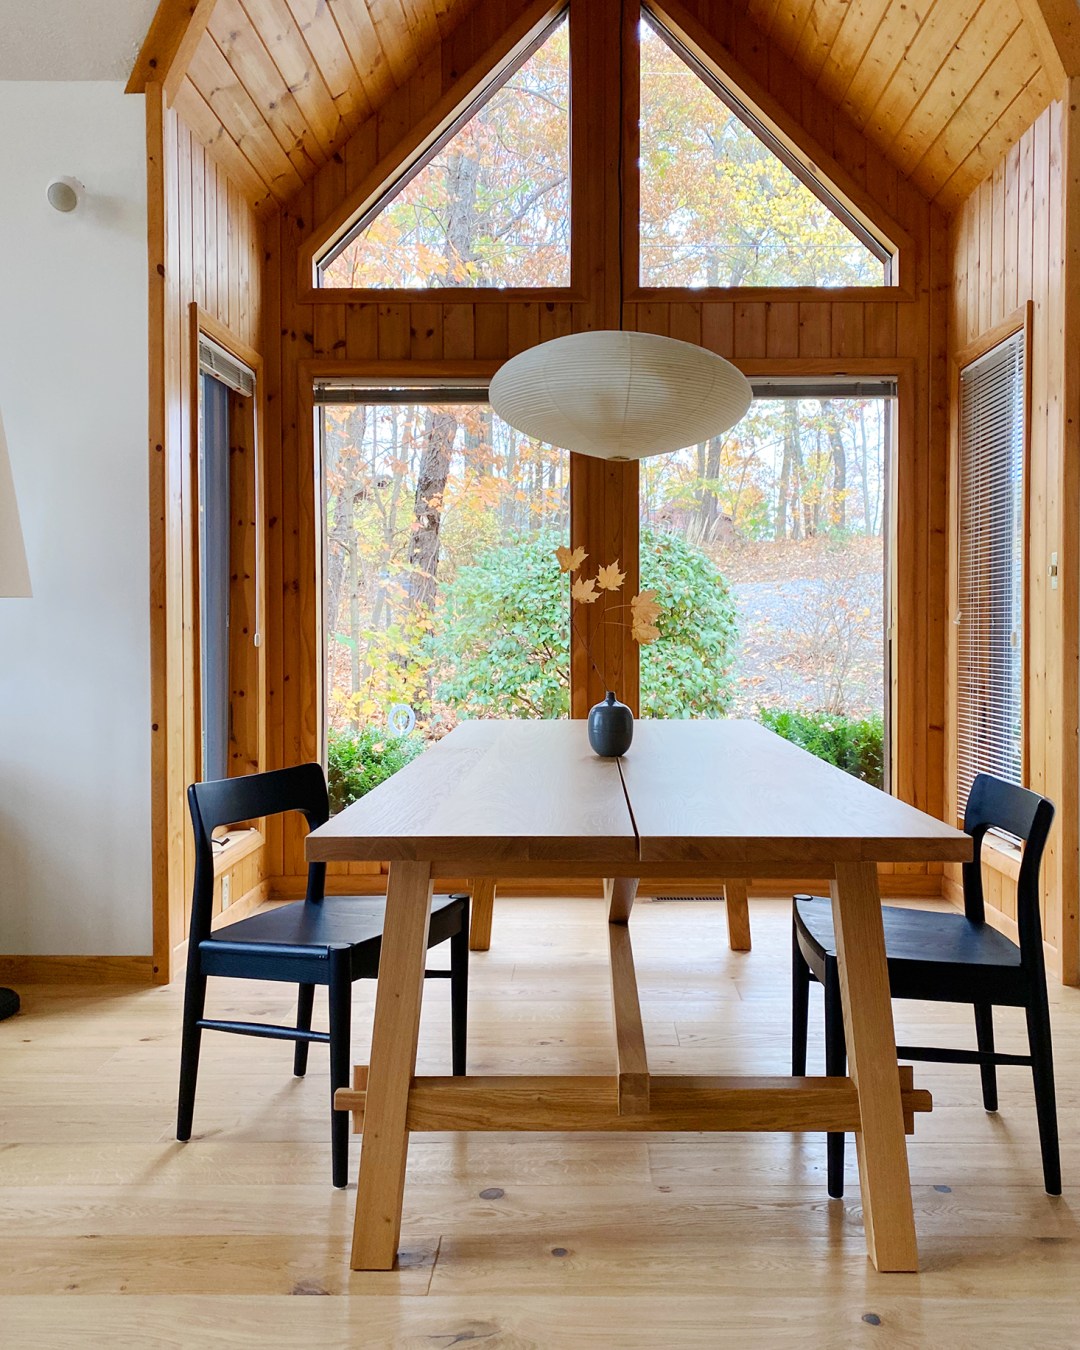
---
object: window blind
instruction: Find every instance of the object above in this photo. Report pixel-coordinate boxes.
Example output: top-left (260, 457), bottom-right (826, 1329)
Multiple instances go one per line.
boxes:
top-left (198, 336), bottom-right (255, 398)
top-left (956, 330), bottom-right (1026, 815)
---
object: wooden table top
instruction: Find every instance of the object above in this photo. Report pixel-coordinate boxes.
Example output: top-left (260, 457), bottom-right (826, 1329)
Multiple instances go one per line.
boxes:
top-left (306, 719), bottom-right (972, 868)
top-left (622, 720), bottom-right (971, 865)
top-left (308, 720), bottom-right (637, 864)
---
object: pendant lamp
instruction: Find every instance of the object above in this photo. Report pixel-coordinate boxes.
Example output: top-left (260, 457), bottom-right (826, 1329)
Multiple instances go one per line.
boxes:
top-left (488, 330), bottom-right (752, 460)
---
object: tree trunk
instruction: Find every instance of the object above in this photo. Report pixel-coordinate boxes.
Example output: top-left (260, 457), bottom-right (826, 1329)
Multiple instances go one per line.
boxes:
top-left (777, 403), bottom-right (803, 541)
top-left (407, 409), bottom-right (457, 611)
top-left (823, 400), bottom-right (847, 531)
top-left (695, 435), bottom-right (723, 542)
top-left (443, 150), bottom-right (481, 282)
top-left (858, 403), bottom-right (873, 535)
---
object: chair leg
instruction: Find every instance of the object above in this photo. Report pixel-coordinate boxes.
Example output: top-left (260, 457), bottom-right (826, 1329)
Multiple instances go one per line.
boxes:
top-left (973, 1002), bottom-right (998, 1112)
top-left (791, 918), bottom-right (810, 1077)
top-left (1025, 990), bottom-right (1061, 1195)
top-left (177, 964), bottom-right (207, 1141)
top-left (450, 898), bottom-right (470, 1076)
top-left (328, 954), bottom-right (352, 1189)
top-left (294, 983), bottom-right (316, 1077)
top-left (823, 958), bottom-right (847, 1200)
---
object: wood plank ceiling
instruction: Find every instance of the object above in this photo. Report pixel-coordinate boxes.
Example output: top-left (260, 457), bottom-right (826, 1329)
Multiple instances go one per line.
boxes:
top-left (167, 0), bottom-right (479, 213)
top-left (745, 0), bottom-right (1056, 210)
top-left (142, 0), bottom-right (1058, 216)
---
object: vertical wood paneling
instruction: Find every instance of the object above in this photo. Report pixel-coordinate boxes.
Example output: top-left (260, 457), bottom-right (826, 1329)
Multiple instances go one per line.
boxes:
top-left (946, 100), bottom-right (1077, 980)
top-left (148, 93), bottom-right (265, 980)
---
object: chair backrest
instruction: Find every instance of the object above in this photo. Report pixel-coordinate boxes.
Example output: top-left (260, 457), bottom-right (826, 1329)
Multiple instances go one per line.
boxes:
top-left (962, 773), bottom-right (1055, 968)
top-left (186, 764), bottom-right (330, 946)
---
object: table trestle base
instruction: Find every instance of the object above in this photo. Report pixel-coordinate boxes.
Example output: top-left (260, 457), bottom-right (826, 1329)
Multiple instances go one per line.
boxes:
top-left (338, 1068), bottom-right (930, 1134)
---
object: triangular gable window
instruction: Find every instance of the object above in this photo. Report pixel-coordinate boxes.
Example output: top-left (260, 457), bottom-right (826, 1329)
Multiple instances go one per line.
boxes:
top-left (639, 14), bottom-right (889, 288)
top-left (319, 12), bottom-right (570, 290)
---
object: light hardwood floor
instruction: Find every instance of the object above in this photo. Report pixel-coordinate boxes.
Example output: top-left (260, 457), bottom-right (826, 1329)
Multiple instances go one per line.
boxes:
top-left (2, 897), bottom-right (1079, 1348)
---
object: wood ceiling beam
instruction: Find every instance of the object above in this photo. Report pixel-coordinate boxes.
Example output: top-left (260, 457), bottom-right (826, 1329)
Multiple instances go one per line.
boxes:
top-left (126, 0), bottom-right (219, 103)
top-left (1015, 0), bottom-right (1080, 84)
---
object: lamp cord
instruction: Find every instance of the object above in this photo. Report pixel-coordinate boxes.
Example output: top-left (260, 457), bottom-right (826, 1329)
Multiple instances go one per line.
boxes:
top-left (617, 0), bottom-right (625, 330)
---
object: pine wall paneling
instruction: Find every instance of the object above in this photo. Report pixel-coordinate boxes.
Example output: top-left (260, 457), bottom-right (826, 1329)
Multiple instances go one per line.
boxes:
top-left (147, 85), bottom-right (267, 981)
top-left (261, 0), bottom-right (951, 896)
top-left (946, 99), bottom-right (1078, 981)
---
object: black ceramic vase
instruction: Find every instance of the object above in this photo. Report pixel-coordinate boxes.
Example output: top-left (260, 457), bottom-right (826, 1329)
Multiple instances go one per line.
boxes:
top-left (587, 691), bottom-right (634, 758)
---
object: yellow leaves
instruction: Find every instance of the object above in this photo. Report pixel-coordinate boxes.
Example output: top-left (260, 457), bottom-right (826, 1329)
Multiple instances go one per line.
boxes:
top-left (630, 589), bottom-right (662, 644)
top-left (595, 560), bottom-right (626, 592)
top-left (571, 576), bottom-right (599, 604)
top-left (632, 620), bottom-right (661, 644)
top-left (559, 549), bottom-right (662, 636)
top-left (630, 590), bottom-right (661, 625)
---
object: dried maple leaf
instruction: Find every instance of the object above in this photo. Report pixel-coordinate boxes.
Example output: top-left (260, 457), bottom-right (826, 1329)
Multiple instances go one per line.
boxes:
top-left (630, 590), bottom-right (661, 626)
top-left (555, 544), bottom-right (588, 574)
top-left (571, 576), bottom-right (599, 604)
top-left (595, 560), bottom-right (626, 591)
top-left (632, 619), bottom-right (661, 644)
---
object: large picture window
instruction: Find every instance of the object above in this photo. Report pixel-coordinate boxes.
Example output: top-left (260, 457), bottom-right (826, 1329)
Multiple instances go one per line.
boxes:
top-left (956, 329), bottom-right (1027, 813)
top-left (639, 386), bottom-right (892, 786)
top-left (319, 388), bottom-right (569, 811)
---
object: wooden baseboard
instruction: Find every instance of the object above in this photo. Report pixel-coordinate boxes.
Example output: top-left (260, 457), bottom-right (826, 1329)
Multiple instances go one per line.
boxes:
top-left (0, 954), bottom-right (155, 985)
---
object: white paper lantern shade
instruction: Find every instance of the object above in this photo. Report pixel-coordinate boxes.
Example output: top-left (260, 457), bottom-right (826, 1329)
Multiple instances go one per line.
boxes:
top-left (488, 330), bottom-right (752, 461)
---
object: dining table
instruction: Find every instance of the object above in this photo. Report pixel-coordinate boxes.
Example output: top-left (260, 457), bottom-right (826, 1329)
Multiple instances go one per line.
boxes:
top-left (306, 718), bottom-right (972, 1273)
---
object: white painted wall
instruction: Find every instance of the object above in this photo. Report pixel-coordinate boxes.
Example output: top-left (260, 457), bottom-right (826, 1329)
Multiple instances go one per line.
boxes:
top-left (0, 82), bottom-right (151, 955)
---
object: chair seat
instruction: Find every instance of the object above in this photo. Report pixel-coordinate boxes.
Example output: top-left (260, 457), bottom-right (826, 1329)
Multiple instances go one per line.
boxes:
top-left (199, 893), bottom-right (465, 980)
top-left (794, 895), bottom-right (1024, 1002)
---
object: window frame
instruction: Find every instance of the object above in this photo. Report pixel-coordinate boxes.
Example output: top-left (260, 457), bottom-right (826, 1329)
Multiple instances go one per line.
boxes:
top-left (949, 304), bottom-right (1032, 824)
top-left (310, 364), bottom-right (575, 768)
top-left (627, 2), bottom-right (910, 302)
top-left (636, 376), bottom-right (896, 782)
top-left (310, 6), bottom-right (577, 301)
top-left (190, 305), bottom-right (267, 787)
top-left (637, 10), bottom-right (892, 291)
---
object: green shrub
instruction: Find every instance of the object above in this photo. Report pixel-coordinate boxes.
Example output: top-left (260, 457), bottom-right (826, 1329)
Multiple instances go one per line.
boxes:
top-left (326, 725), bottom-right (427, 814)
top-left (758, 708), bottom-right (885, 788)
top-left (639, 526), bottom-right (738, 717)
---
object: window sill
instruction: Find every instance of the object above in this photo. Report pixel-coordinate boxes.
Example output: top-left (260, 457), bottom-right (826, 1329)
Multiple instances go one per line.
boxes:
top-left (212, 828), bottom-right (263, 877)
top-left (982, 834), bottom-right (1022, 883)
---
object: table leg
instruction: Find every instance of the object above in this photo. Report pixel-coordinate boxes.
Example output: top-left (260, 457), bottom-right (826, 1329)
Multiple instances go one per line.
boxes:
top-left (468, 877), bottom-right (496, 951)
top-left (830, 861), bottom-right (918, 1272)
top-left (604, 876), bottom-right (638, 925)
top-left (351, 859), bottom-right (434, 1270)
top-left (722, 880), bottom-right (752, 951)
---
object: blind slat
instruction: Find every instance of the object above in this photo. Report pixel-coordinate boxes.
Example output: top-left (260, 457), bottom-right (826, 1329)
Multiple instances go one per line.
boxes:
top-left (956, 330), bottom-right (1025, 814)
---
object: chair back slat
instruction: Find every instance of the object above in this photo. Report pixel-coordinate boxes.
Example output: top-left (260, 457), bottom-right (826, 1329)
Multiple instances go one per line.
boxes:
top-left (187, 764), bottom-right (330, 944)
top-left (962, 773), bottom-right (1055, 968)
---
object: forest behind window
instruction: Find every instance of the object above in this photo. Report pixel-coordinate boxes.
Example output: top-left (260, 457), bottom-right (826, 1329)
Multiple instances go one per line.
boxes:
top-left (638, 20), bottom-right (887, 288)
top-left (319, 16), bottom-right (570, 289)
top-left (640, 396), bottom-right (889, 786)
top-left (322, 393), bottom-right (889, 810)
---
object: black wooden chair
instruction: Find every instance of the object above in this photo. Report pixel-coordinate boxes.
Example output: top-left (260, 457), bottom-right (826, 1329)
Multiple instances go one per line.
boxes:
top-left (791, 772), bottom-right (1058, 1198)
top-left (179, 763), bottom-right (469, 1187)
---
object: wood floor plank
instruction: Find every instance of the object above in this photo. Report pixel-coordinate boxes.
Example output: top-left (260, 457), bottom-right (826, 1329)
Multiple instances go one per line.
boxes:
top-left (2, 897), bottom-right (1079, 1342)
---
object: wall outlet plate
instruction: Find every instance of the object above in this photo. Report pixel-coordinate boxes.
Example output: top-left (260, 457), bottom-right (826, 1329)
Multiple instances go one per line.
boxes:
top-left (221, 874), bottom-right (231, 909)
